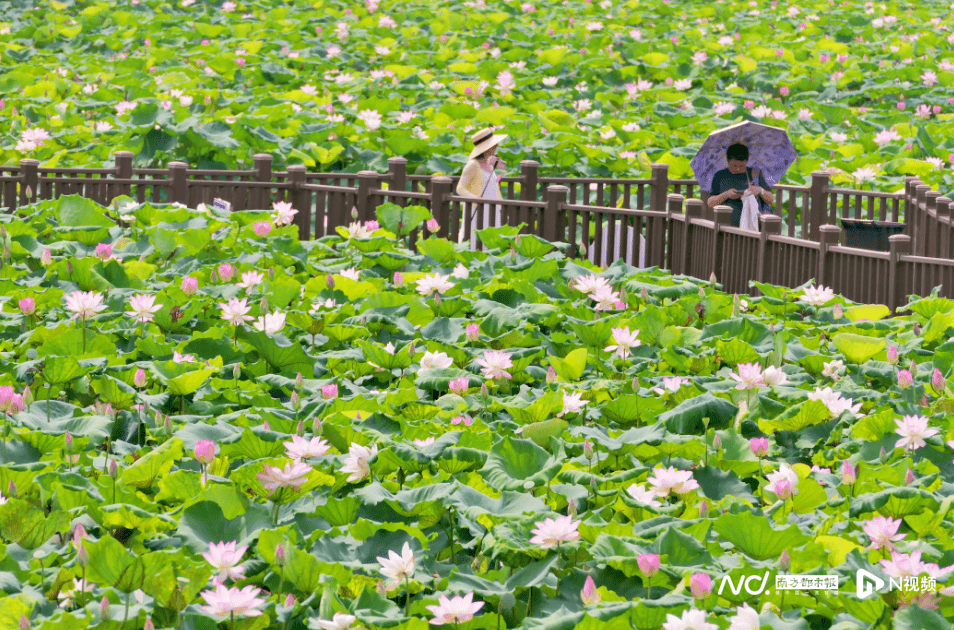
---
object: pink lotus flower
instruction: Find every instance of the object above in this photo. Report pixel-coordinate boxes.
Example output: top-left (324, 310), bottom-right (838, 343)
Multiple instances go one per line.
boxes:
top-left (201, 541), bottom-right (248, 585)
top-left (378, 541), bottom-right (416, 590)
top-left (256, 461), bottom-right (312, 493)
top-left (416, 273), bottom-right (454, 298)
top-left (475, 350), bottom-right (513, 380)
top-left (894, 415), bottom-right (938, 451)
top-left (284, 435), bottom-right (331, 461)
top-left (449, 377), bottom-right (469, 394)
top-left (40, 248), bottom-right (52, 266)
top-left (393, 271), bottom-right (404, 288)
top-left (841, 461), bottom-right (856, 485)
top-left (807, 387), bottom-right (862, 417)
top-left (933, 368), bottom-right (945, 392)
top-left (749, 437), bottom-right (769, 457)
top-left (237, 271), bottom-right (265, 292)
top-left (637, 553), bottom-right (659, 577)
top-left (341, 443), bottom-right (378, 482)
top-left (647, 466), bottom-right (700, 497)
top-left (529, 514), bottom-right (580, 548)
top-left (863, 516), bottom-right (906, 551)
top-left (426, 592), bottom-right (484, 625)
top-left (18, 298), bottom-right (36, 316)
top-left (182, 277), bottom-right (198, 295)
top-left (626, 483), bottom-right (663, 508)
top-left (195, 440), bottom-right (216, 464)
top-left (219, 298), bottom-right (253, 326)
top-left (199, 584), bottom-right (266, 618)
top-left (590, 285), bottom-right (621, 311)
top-left (95, 243), bottom-right (113, 261)
top-left (558, 391), bottom-right (587, 417)
top-left (690, 573), bottom-right (712, 599)
top-left (134, 369), bottom-right (147, 388)
top-left (64, 291), bottom-right (107, 322)
top-left (572, 274), bottom-right (610, 293)
top-left (451, 415), bottom-right (473, 426)
top-left (766, 463), bottom-right (799, 499)
top-left (272, 201), bottom-right (298, 226)
top-left (254, 222), bottom-right (272, 237)
top-left (604, 327), bottom-right (641, 359)
top-left (730, 363), bottom-right (765, 390)
top-left (426, 219), bottom-right (440, 233)
top-left (322, 384), bottom-right (338, 399)
top-left (125, 294), bottom-right (163, 323)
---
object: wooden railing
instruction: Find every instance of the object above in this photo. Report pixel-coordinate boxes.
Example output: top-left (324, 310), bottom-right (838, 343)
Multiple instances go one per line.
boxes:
top-left (6, 153), bottom-right (954, 310)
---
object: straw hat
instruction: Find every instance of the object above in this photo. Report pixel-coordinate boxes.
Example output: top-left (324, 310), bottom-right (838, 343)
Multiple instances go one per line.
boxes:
top-left (469, 128), bottom-right (508, 159)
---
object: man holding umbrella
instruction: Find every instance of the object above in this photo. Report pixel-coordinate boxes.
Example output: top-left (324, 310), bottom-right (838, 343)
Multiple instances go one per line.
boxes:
top-left (707, 143), bottom-right (774, 228)
top-left (690, 121), bottom-right (798, 232)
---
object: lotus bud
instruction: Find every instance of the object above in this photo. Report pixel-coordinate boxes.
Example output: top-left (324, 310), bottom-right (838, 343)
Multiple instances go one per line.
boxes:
top-left (275, 543), bottom-right (286, 566)
top-left (568, 501), bottom-right (577, 518)
top-left (393, 271), bottom-right (404, 287)
top-left (933, 368), bottom-right (945, 392)
top-left (637, 553), bottom-right (660, 577)
top-left (887, 345), bottom-right (899, 365)
top-left (321, 384), bottom-right (338, 399)
top-left (260, 297), bottom-right (269, 312)
top-left (263, 420), bottom-right (271, 431)
top-left (583, 439), bottom-right (594, 460)
top-left (708, 272), bottom-right (716, 285)
top-left (510, 244), bottom-right (517, 261)
top-left (134, 369), bottom-right (147, 388)
top-left (76, 543), bottom-right (90, 567)
top-left (284, 593), bottom-right (295, 607)
top-left (880, 446), bottom-right (887, 460)
top-left (295, 372), bottom-right (304, 391)
top-left (209, 269), bottom-right (218, 283)
top-left (67, 261), bottom-right (73, 276)
top-left (581, 575), bottom-right (600, 606)
top-left (164, 414), bottom-right (173, 434)
top-left (64, 430), bottom-right (73, 452)
top-left (690, 572), bottom-right (712, 599)
top-left (712, 433), bottom-right (722, 451)
top-left (73, 523), bottom-right (87, 547)
top-left (546, 366), bottom-right (557, 383)
top-left (105, 403), bottom-right (113, 417)
top-left (426, 219), bottom-right (440, 233)
top-left (909, 359), bottom-right (917, 373)
top-left (407, 341), bottom-right (416, 356)
top-left (779, 549), bottom-right (791, 571)
top-left (144, 618), bottom-right (155, 630)
top-left (641, 287), bottom-right (649, 302)
top-left (233, 363), bottom-right (241, 380)
top-left (897, 369), bottom-right (913, 390)
top-left (25, 185), bottom-right (33, 200)
top-left (434, 293), bottom-right (442, 305)
top-left (480, 383), bottom-right (489, 397)
top-left (195, 440), bottom-right (216, 465)
top-left (41, 248), bottom-right (52, 266)
top-left (632, 376), bottom-right (639, 390)
top-left (326, 273), bottom-right (335, 290)
top-left (466, 323), bottom-right (480, 342)
top-left (905, 468), bottom-right (915, 485)
top-left (313, 418), bottom-right (322, 435)
top-left (913, 323), bottom-right (921, 336)
top-left (291, 392), bottom-right (301, 410)
top-left (296, 420), bottom-right (305, 437)
top-left (268, 266), bottom-right (275, 280)
top-left (589, 477), bottom-right (597, 492)
top-left (841, 460), bottom-right (856, 485)
top-left (376, 580), bottom-right (387, 597)
top-left (19, 298), bottom-right (35, 316)
top-left (19, 615), bottom-right (29, 630)
top-left (699, 499), bottom-right (709, 517)
top-left (109, 459), bottom-right (118, 479)
top-left (100, 596), bottom-right (111, 621)
top-left (750, 437), bottom-right (769, 457)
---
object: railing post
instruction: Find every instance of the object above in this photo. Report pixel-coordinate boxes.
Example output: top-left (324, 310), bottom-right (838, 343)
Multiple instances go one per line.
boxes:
top-left (114, 151), bottom-right (133, 200)
top-left (651, 163), bottom-right (669, 211)
top-left (544, 185), bottom-right (568, 243)
top-left (252, 153), bottom-right (273, 210)
top-left (756, 214), bottom-right (783, 288)
top-left (925, 191), bottom-right (941, 257)
top-left (287, 165), bottom-right (311, 242)
top-left (683, 198), bottom-right (703, 276)
top-left (888, 234), bottom-right (912, 312)
top-left (712, 205), bottom-right (732, 284)
top-left (817, 224), bottom-right (840, 288)
top-left (355, 171), bottom-right (379, 224)
top-left (937, 197), bottom-right (951, 260)
top-left (809, 170), bottom-right (831, 242)
top-left (167, 161), bottom-right (189, 205)
top-left (666, 194), bottom-right (684, 273)
top-left (20, 159), bottom-right (39, 206)
top-left (915, 184), bottom-right (930, 256)
top-left (520, 160), bottom-right (539, 202)
top-left (388, 157), bottom-right (408, 206)
top-left (429, 176), bottom-right (453, 240)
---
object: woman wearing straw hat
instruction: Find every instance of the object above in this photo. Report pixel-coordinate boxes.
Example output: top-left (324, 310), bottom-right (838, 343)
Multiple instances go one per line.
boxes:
top-left (456, 128), bottom-right (507, 248)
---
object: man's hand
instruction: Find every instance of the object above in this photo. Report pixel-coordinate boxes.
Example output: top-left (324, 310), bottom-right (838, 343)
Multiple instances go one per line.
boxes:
top-left (724, 189), bottom-right (743, 200)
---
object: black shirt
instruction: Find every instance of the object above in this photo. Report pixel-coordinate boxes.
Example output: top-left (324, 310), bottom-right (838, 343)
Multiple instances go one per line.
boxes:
top-left (709, 167), bottom-right (772, 227)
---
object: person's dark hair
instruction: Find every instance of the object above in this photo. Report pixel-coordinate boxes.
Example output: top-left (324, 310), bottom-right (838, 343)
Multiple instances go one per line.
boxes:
top-left (726, 143), bottom-right (749, 161)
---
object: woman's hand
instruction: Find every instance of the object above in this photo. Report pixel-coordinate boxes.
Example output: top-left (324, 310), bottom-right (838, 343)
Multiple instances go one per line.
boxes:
top-left (494, 157), bottom-right (507, 169)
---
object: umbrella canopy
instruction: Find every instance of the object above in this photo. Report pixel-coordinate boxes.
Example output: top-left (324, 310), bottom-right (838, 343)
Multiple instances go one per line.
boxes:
top-left (690, 121), bottom-right (798, 192)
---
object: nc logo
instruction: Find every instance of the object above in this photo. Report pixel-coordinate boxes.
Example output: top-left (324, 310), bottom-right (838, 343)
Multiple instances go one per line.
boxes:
top-left (856, 569), bottom-right (885, 599)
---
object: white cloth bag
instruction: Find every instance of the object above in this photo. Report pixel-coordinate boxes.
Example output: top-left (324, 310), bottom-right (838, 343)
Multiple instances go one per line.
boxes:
top-left (739, 190), bottom-right (760, 232)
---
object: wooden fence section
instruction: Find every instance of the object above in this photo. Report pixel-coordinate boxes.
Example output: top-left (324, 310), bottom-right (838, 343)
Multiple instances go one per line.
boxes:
top-left (6, 153), bottom-right (954, 311)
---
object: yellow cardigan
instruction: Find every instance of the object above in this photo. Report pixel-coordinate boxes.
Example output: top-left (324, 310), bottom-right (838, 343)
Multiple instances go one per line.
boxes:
top-left (456, 159), bottom-right (501, 199)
